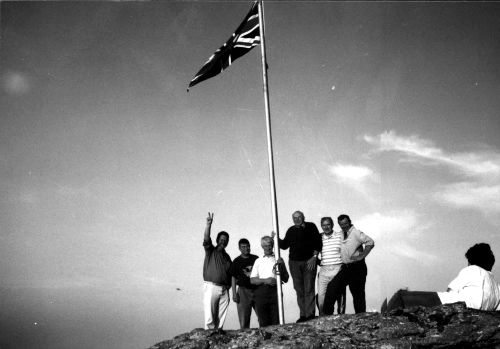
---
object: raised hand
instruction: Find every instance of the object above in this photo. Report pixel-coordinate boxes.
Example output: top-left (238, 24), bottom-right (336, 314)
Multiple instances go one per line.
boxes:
top-left (206, 212), bottom-right (214, 225)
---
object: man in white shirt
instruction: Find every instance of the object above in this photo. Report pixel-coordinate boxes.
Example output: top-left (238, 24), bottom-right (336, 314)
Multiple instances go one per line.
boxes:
top-left (250, 236), bottom-right (289, 327)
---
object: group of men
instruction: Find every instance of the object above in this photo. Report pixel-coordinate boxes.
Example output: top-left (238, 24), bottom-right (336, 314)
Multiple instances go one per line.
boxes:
top-left (202, 210), bottom-right (375, 330)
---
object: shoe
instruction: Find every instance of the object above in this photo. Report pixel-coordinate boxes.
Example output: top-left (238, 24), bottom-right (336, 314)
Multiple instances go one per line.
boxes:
top-left (306, 315), bottom-right (317, 321)
top-left (296, 316), bottom-right (306, 323)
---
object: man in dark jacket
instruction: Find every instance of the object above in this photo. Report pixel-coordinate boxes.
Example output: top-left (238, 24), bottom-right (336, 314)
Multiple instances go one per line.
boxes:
top-left (275, 211), bottom-right (322, 322)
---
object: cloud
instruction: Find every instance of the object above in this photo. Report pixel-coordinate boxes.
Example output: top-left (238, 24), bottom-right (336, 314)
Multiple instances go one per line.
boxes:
top-left (436, 182), bottom-right (500, 213)
top-left (364, 130), bottom-right (500, 214)
top-left (329, 163), bottom-right (375, 184)
top-left (355, 210), bottom-right (437, 264)
top-left (1, 71), bottom-right (32, 96)
top-left (364, 130), bottom-right (500, 178)
top-left (356, 210), bottom-right (418, 239)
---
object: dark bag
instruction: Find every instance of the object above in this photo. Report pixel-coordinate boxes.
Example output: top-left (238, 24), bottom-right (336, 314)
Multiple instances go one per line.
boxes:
top-left (275, 261), bottom-right (289, 283)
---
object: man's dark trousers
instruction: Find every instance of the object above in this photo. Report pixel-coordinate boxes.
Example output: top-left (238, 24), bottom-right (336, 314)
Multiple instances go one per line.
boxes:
top-left (323, 260), bottom-right (367, 314)
top-left (236, 286), bottom-right (255, 328)
top-left (254, 285), bottom-right (278, 327)
top-left (289, 259), bottom-right (317, 318)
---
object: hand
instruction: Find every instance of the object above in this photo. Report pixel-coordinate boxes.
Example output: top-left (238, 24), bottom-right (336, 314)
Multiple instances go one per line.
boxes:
top-left (266, 277), bottom-right (277, 286)
top-left (350, 252), bottom-right (364, 262)
top-left (270, 231), bottom-right (276, 239)
top-left (306, 256), bottom-right (317, 271)
top-left (206, 212), bottom-right (214, 225)
top-left (277, 257), bottom-right (284, 264)
top-left (233, 292), bottom-right (240, 303)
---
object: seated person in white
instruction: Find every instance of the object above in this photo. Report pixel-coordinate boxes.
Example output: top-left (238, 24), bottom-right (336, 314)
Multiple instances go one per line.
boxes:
top-left (384, 243), bottom-right (500, 312)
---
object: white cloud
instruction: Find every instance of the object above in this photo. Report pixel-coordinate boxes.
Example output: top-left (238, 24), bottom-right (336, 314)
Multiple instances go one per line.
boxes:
top-left (329, 163), bottom-right (374, 183)
top-left (364, 130), bottom-right (500, 178)
top-left (355, 210), bottom-right (437, 265)
top-left (436, 182), bottom-right (500, 213)
top-left (1, 71), bottom-right (32, 96)
top-left (364, 130), bottom-right (500, 214)
top-left (356, 210), bottom-right (418, 239)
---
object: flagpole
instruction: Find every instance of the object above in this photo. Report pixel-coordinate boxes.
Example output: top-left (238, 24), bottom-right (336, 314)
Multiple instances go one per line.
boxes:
top-left (257, 0), bottom-right (285, 325)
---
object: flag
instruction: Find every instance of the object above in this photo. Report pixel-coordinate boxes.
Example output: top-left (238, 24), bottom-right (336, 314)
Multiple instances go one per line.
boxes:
top-left (188, 1), bottom-right (260, 90)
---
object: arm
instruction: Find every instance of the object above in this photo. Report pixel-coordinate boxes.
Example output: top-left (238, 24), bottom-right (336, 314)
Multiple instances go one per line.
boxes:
top-left (306, 250), bottom-right (319, 271)
top-left (271, 230), bottom-right (289, 250)
top-left (306, 223), bottom-right (321, 270)
top-left (250, 277), bottom-right (277, 286)
top-left (351, 230), bottom-right (374, 261)
top-left (204, 212), bottom-right (213, 241)
top-left (249, 258), bottom-right (277, 286)
top-left (356, 244), bottom-right (374, 260)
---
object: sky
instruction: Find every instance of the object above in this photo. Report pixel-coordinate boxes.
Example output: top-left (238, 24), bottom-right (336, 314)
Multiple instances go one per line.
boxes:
top-left (1, 1), bottom-right (500, 348)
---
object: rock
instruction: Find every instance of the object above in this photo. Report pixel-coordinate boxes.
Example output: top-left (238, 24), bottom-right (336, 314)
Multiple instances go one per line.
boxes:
top-left (148, 303), bottom-right (500, 349)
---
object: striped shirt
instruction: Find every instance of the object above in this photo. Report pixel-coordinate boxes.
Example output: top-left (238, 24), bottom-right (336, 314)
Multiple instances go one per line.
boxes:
top-left (320, 231), bottom-right (342, 266)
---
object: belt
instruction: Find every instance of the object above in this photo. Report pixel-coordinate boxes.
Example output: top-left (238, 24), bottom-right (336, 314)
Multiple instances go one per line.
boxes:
top-left (343, 260), bottom-right (365, 268)
top-left (204, 281), bottom-right (227, 287)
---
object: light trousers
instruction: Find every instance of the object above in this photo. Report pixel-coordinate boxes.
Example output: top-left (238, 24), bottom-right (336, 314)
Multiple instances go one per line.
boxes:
top-left (203, 281), bottom-right (230, 330)
top-left (317, 264), bottom-right (342, 314)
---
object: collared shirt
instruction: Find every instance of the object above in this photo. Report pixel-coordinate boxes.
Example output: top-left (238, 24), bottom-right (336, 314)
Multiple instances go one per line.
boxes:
top-left (250, 254), bottom-right (277, 279)
top-left (437, 265), bottom-right (500, 311)
top-left (203, 238), bottom-right (232, 286)
top-left (320, 231), bottom-right (342, 266)
top-left (340, 225), bottom-right (374, 264)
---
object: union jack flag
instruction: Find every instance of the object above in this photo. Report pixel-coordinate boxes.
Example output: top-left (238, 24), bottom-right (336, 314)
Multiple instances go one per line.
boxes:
top-left (188, 1), bottom-right (260, 90)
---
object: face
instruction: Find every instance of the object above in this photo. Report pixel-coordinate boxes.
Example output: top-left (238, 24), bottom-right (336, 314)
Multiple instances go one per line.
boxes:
top-left (217, 234), bottom-right (229, 248)
top-left (239, 243), bottom-right (250, 256)
top-left (321, 220), bottom-right (333, 234)
top-left (261, 240), bottom-right (274, 256)
top-left (338, 218), bottom-right (351, 233)
top-left (292, 212), bottom-right (304, 226)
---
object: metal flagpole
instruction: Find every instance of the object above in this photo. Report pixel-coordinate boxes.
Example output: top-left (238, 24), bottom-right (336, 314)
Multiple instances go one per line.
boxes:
top-left (257, 0), bottom-right (285, 325)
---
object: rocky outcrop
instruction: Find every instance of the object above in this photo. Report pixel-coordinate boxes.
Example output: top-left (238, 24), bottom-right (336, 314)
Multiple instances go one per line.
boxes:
top-left (149, 303), bottom-right (500, 348)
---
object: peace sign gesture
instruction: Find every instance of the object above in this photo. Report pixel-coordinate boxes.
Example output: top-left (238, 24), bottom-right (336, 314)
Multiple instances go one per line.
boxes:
top-left (206, 212), bottom-right (214, 225)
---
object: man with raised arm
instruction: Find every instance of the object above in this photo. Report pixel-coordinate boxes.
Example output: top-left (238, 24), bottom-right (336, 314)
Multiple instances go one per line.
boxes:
top-left (202, 212), bottom-right (232, 330)
top-left (275, 211), bottom-right (322, 322)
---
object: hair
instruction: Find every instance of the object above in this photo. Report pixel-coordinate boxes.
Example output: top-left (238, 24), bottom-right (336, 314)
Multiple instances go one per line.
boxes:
top-left (293, 211), bottom-right (304, 218)
top-left (337, 214), bottom-right (351, 225)
top-left (261, 235), bottom-right (274, 245)
top-left (216, 231), bottom-right (229, 244)
top-left (321, 217), bottom-right (334, 226)
top-left (465, 243), bottom-right (495, 271)
top-left (238, 238), bottom-right (250, 246)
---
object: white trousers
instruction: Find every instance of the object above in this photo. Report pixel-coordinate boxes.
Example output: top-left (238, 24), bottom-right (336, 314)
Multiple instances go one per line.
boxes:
top-left (203, 281), bottom-right (230, 330)
top-left (317, 264), bottom-right (342, 314)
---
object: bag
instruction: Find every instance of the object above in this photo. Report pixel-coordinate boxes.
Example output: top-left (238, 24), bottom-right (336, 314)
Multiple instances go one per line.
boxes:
top-left (275, 261), bottom-right (289, 283)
